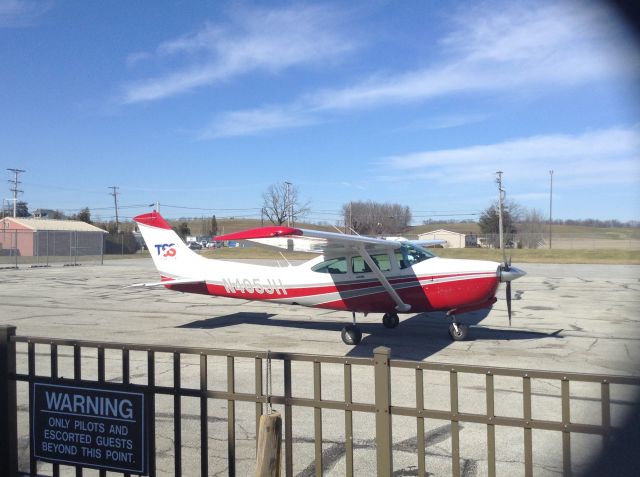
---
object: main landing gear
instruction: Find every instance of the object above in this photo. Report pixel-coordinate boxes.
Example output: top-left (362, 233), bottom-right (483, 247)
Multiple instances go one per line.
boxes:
top-left (341, 311), bottom-right (402, 345)
top-left (341, 312), bottom-right (362, 345)
top-left (382, 312), bottom-right (399, 329)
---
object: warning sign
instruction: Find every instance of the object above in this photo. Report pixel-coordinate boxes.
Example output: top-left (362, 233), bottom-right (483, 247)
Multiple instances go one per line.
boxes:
top-left (31, 381), bottom-right (149, 475)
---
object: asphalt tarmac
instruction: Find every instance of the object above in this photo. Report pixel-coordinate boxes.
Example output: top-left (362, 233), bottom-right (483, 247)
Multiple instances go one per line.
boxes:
top-left (1, 259), bottom-right (639, 476)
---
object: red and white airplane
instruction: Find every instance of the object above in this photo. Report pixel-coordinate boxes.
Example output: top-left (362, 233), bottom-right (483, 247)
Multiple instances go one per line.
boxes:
top-left (133, 211), bottom-right (525, 345)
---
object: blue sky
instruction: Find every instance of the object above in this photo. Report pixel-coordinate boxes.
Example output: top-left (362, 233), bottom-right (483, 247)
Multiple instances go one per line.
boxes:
top-left (1, 0), bottom-right (639, 224)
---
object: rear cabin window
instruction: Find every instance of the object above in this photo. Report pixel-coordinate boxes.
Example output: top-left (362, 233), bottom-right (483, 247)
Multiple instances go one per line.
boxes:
top-left (352, 253), bottom-right (392, 273)
top-left (311, 257), bottom-right (348, 274)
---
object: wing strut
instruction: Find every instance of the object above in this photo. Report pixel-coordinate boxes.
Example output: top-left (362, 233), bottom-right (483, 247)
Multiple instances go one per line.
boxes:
top-left (358, 244), bottom-right (411, 313)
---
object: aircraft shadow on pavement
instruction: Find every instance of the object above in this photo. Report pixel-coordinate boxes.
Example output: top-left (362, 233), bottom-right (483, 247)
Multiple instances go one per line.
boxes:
top-left (177, 311), bottom-right (563, 361)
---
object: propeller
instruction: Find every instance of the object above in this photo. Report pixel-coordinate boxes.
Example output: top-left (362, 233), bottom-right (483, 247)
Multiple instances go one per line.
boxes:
top-left (498, 243), bottom-right (526, 325)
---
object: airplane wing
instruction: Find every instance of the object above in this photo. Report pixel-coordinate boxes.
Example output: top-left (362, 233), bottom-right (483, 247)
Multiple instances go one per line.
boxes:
top-left (217, 228), bottom-right (446, 253)
top-left (411, 239), bottom-right (446, 248)
top-left (215, 226), bottom-right (407, 254)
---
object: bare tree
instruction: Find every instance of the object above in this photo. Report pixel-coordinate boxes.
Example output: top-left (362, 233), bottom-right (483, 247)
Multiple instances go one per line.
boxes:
top-left (518, 208), bottom-right (546, 248)
top-left (342, 201), bottom-right (412, 235)
top-left (262, 182), bottom-right (310, 226)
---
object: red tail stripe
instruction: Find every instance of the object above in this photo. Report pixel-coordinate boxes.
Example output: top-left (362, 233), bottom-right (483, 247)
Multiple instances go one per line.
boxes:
top-left (134, 212), bottom-right (172, 230)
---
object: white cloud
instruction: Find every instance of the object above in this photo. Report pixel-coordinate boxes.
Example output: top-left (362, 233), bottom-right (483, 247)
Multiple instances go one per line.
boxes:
top-left (121, 4), bottom-right (358, 104)
top-left (0, 0), bottom-right (52, 27)
top-left (382, 126), bottom-right (640, 188)
top-left (206, 1), bottom-right (639, 137)
top-left (199, 106), bottom-right (314, 139)
top-left (308, 2), bottom-right (638, 111)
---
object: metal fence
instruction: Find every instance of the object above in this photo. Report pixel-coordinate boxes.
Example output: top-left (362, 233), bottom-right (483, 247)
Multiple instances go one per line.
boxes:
top-left (473, 233), bottom-right (640, 250)
top-left (0, 230), bottom-right (105, 268)
top-left (2, 325), bottom-right (639, 476)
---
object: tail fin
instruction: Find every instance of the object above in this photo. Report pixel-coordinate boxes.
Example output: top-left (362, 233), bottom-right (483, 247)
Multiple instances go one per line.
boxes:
top-left (134, 212), bottom-right (206, 278)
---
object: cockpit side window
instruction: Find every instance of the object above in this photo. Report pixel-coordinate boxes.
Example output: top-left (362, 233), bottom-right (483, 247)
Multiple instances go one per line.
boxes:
top-left (311, 257), bottom-right (348, 274)
top-left (396, 244), bottom-right (435, 269)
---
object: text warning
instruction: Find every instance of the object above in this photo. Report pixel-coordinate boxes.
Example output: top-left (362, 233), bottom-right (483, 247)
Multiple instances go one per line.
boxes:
top-left (32, 382), bottom-right (148, 474)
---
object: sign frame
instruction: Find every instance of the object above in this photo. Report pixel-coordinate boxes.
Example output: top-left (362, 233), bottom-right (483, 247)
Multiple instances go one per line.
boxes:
top-left (30, 379), bottom-right (150, 475)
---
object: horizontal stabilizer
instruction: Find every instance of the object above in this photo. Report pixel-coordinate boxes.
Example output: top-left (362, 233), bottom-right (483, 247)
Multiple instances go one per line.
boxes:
top-left (126, 277), bottom-right (206, 288)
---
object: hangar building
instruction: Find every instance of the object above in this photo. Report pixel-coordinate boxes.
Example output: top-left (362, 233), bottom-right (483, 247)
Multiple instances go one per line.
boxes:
top-left (0, 217), bottom-right (107, 257)
top-left (418, 229), bottom-right (477, 248)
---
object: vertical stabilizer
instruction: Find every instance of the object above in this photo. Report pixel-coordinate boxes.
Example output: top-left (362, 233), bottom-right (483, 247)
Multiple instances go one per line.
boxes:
top-left (134, 212), bottom-right (206, 278)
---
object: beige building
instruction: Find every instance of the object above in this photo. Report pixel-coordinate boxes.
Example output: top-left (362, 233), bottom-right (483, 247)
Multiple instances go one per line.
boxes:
top-left (418, 229), bottom-right (476, 248)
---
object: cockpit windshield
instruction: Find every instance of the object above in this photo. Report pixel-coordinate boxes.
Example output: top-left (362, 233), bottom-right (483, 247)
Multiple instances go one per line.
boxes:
top-left (396, 243), bottom-right (436, 269)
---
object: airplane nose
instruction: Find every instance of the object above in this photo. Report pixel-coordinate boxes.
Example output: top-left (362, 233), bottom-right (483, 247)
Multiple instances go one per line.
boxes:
top-left (500, 266), bottom-right (526, 282)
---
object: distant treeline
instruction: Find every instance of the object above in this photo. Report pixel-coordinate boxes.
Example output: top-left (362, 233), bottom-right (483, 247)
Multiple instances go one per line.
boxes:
top-left (549, 219), bottom-right (639, 228)
top-left (423, 218), bottom-right (639, 228)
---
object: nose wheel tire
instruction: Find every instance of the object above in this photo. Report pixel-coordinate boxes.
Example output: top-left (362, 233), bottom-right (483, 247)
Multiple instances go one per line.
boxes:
top-left (448, 323), bottom-right (469, 341)
top-left (341, 324), bottom-right (362, 345)
top-left (382, 312), bottom-right (400, 329)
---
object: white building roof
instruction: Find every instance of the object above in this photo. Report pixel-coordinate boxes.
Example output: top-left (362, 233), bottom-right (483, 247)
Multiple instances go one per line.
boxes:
top-left (2, 217), bottom-right (108, 233)
top-left (419, 229), bottom-right (465, 236)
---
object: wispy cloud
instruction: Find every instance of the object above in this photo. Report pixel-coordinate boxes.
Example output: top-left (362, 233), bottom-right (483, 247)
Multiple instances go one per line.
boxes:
top-left (0, 0), bottom-right (52, 28)
top-left (207, 1), bottom-right (639, 137)
top-left (198, 106), bottom-right (315, 139)
top-left (120, 4), bottom-right (358, 104)
top-left (382, 126), bottom-right (640, 188)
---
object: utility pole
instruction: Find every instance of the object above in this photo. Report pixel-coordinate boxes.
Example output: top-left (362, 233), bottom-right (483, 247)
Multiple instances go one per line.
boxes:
top-left (284, 181), bottom-right (292, 227)
top-left (7, 168), bottom-right (25, 218)
top-left (495, 171), bottom-right (505, 250)
top-left (549, 170), bottom-right (554, 249)
top-left (109, 186), bottom-right (120, 232)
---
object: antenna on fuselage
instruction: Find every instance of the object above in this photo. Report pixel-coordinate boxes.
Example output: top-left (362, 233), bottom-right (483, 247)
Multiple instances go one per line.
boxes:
top-left (279, 252), bottom-right (292, 267)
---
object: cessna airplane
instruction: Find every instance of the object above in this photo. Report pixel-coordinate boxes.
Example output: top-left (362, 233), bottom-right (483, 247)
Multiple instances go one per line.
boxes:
top-left (133, 211), bottom-right (526, 345)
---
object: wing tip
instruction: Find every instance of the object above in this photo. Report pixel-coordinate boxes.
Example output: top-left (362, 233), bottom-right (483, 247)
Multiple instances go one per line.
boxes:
top-left (215, 226), bottom-right (303, 241)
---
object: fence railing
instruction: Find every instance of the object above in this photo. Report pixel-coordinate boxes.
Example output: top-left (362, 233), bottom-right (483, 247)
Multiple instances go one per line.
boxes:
top-left (2, 325), bottom-right (639, 476)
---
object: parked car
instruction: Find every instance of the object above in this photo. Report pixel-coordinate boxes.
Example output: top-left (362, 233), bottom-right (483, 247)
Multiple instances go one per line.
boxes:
top-left (188, 242), bottom-right (202, 250)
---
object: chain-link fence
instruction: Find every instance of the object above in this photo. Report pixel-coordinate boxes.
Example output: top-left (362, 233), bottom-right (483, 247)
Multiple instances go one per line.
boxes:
top-left (0, 229), bottom-right (105, 268)
top-left (474, 233), bottom-right (640, 249)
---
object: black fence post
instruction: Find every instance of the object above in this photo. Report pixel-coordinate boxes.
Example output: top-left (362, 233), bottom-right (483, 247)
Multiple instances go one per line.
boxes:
top-left (0, 325), bottom-right (18, 477)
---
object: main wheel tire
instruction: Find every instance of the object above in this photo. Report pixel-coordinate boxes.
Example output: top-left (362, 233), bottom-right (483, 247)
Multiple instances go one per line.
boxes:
top-left (448, 323), bottom-right (469, 341)
top-left (341, 324), bottom-right (362, 345)
top-left (382, 313), bottom-right (400, 329)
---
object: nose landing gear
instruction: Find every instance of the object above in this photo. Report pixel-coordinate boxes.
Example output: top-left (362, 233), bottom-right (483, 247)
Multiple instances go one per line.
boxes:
top-left (448, 321), bottom-right (469, 341)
